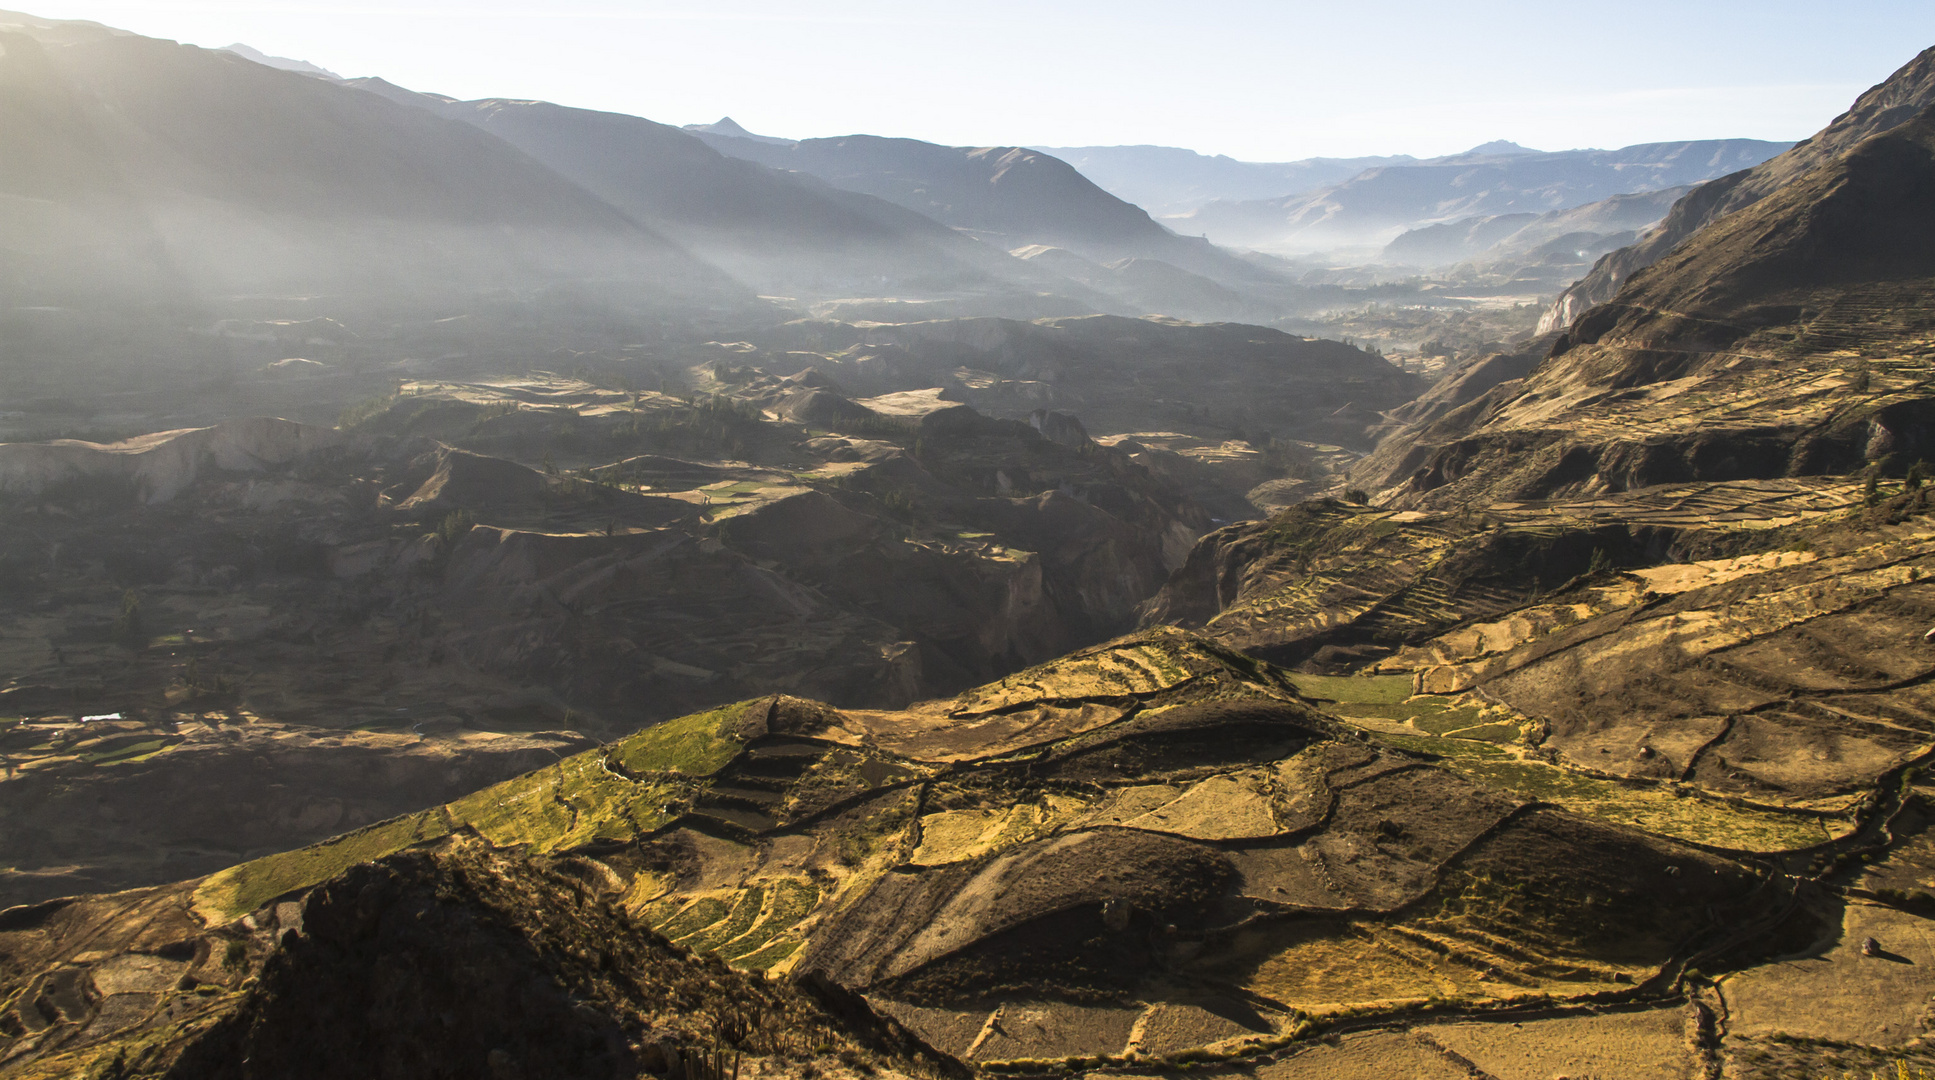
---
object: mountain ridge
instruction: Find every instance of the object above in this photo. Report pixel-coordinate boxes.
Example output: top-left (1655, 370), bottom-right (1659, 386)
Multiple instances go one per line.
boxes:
top-left (1541, 44), bottom-right (1935, 332)
top-left (1174, 138), bottom-right (1791, 254)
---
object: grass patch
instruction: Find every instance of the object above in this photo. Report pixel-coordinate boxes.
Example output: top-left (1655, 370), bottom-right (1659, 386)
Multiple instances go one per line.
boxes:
top-left (655, 896), bottom-right (730, 941)
top-left (611, 704), bottom-right (750, 777)
top-left (1366, 732), bottom-right (1508, 759)
top-left (736, 938), bottom-right (802, 973)
top-left (679, 886), bottom-right (766, 952)
top-left (193, 809), bottom-right (452, 923)
top-left (84, 738), bottom-right (176, 765)
top-left (1286, 673), bottom-right (1415, 705)
top-left (447, 767), bottom-right (574, 849)
top-left (1440, 721), bottom-right (1523, 744)
top-left (719, 879), bottom-right (821, 961)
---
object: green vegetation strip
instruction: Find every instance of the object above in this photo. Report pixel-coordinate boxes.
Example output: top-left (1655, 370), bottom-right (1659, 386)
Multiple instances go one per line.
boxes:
top-left (680, 887), bottom-right (765, 952)
top-left (193, 809), bottom-right (453, 923)
top-left (1287, 673), bottom-right (1415, 705)
top-left (720, 879), bottom-right (821, 961)
top-left (82, 738), bottom-right (178, 765)
top-left (736, 939), bottom-right (802, 973)
top-left (1448, 758), bottom-right (1836, 852)
top-left (657, 896), bottom-right (731, 942)
top-left (191, 702), bottom-right (744, 925)
top-left (611, 703), bottom-right (749, 776)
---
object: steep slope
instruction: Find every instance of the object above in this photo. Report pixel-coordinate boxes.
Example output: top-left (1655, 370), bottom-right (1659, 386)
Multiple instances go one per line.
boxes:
top-left (352, 83), bottom-right (1109, 308)
top-left (0, 841), bottom-right (928, 1080)
top-left (1355, 104), bottom-right (1935, 508)
top-left (1543, 45), bottom-right (1935, 332)
top-left (1178, 139), bottom-right (1788, 254)
top-left (0, 13), bottom-right (754, 372)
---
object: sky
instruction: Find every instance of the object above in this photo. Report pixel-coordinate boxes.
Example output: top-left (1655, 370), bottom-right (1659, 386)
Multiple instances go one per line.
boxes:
top-left (14, 0), bottom-right (1935, 160)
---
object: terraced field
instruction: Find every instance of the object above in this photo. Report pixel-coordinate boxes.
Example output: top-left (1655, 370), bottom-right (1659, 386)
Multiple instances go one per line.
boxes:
top-left (26, 623), bottom-right (1904, 1075)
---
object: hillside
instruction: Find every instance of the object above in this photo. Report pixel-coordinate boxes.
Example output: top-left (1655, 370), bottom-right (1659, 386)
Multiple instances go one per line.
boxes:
top-left (14, 10), bottom-right (1935, 1080)
top-left (1543, 45), bottom-right (1935, 331)
top-left (1354, 102), bottom-right (1935, 508)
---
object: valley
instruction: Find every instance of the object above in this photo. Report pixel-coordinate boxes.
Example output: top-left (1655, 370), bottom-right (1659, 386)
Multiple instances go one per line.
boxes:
top-left (2, 7), bottom-right (1935, 1080)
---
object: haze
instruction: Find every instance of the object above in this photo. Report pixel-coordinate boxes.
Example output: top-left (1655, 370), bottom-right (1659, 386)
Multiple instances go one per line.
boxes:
top-left (22, 0), bottom-right (1935, 158)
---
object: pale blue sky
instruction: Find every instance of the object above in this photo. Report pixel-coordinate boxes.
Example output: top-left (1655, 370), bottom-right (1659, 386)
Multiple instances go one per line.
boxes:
top-left (18, 1), bottom-right (1935, 159)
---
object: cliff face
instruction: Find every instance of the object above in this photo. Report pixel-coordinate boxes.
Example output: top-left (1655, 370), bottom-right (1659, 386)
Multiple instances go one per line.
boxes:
top-left (1539, 45), bottom-right (1935, 334)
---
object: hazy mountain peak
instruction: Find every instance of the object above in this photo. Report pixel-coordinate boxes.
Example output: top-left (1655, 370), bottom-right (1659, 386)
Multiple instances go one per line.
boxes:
top-left (1462, 139), bottom-right (1540, 156)
top-left (684, 115), bottom-right (793, 145)
top-left (219, 42), bottom-right (340, 80)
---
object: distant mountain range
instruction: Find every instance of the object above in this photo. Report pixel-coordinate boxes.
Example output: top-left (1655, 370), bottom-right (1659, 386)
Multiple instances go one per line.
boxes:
top-left (0, 13), bottom-right (753, 381)
top-left (1376, 186), bottom-right (1691, 294)
top-left (1026, 141), bottom-right (1544, 216)
top-left (0, 1), bottom-right (1827, 390)
top-left (681, 119), bottom-right (1277, 291)
top-left (218, 42), bottom-right (338, 79)
top-left (353, 85), bottom-right (1108, 312)
top-left (1169, 139), bottom-right (1791, 255)
top-left (1022, 145), bottom-right (1422, 216)
top-left (1356, 44), bottom-right (1935, 508)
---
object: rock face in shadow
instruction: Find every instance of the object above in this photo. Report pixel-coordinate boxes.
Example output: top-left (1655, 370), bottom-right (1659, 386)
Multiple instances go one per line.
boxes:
top-left (0, 841), bottom-right (922, 1080)
top-left (1541, 45), bottom-right (1935, 333)
top-left (1357, 103), bottom-right (1935, 509)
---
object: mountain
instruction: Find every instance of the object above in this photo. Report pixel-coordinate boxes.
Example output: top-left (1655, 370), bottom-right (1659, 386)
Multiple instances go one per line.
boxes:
top-left (684, 114), bottom-right (791, 145)
top-left (1026, 144), bottom-right (1419, 214)
top-left (350, 83), bottom-right (1110, 309)
top-left (0, 11), bottom-right (756, 395)
top-left (218, 42), bottom-right (340, 79)
top-left (1354, 100), bottom-right (1935, 508)
top-left (1542, 45), bottom-right (1935, 332)
top-left (1175, 139), bottom-right (1791, 254)
top-left (684, 126), bottom-right (1283, 292)
top-left (1378, 186), bottom-right (1692, 294)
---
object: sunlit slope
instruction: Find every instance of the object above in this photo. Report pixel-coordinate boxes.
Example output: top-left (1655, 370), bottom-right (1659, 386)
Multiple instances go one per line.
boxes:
top-left (175, 625), bottom-right (1841, 1066)
top-left (1359, 104), bottom-right (1935, 508)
